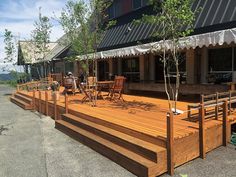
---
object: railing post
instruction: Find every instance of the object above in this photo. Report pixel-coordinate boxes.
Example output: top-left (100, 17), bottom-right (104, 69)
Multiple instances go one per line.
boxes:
top-left (199, 103), bottom-right (206, 159)
top-left (45, 91), bottom-right (48, 116)
top-left (215, 92), bottom-right (219, 120)
top-left (229, 91), bottom-right (232, 115)
top-left (54, 93), bottom-right (57, 120)
top-left (222, 100), bottom-right (229, 146)
top-left (65, 93), bottom-right (68, 114)
top-left (167, 112), bottom-right (174, 176)
top-left (32, 89), bottom-right (36, 110)
top-left (39, 91), bottom-right (41, 113)
top-left (17, 85), bottom-right (19, 92)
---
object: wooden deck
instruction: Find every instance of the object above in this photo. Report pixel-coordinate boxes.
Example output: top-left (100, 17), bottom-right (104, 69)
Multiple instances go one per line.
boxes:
top-left (10, 88), bottom-right (236, 177)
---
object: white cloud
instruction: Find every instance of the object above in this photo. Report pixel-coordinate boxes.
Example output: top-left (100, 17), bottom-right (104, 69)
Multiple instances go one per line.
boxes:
top-left (0, 0), bottom-right (66, 73)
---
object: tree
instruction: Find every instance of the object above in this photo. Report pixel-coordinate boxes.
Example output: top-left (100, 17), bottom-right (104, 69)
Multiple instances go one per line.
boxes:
top-left (3, 29), bottom-right (16, 72)
top-left (58, 0), bottom-right (115, 106)
top-left (31, 7), bottom-right (52, 78)
top-left (58, 0), bottom-right (114, 76)
top-left (139, 0), bottom-right (198, 113)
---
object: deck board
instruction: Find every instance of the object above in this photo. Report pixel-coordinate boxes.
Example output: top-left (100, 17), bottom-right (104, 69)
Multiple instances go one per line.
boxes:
top-left (20, 90), bottom-right (202, 139)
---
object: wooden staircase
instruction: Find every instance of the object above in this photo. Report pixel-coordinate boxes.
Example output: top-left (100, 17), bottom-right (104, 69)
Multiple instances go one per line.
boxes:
top-left (55, 113), bottom-right (167, 177)
top-left (10, 92), bottom-right (33, 110)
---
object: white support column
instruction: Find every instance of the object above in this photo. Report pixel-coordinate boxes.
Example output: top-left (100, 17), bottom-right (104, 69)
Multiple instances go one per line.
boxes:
top-left (201, 47), bottom-right (208, 84)
top-left (186, 49), bottom-right (195, 84)
top-left (149, 53), bottom-right (155, 82)
top-left (139, 55), bottom-right (145, 81)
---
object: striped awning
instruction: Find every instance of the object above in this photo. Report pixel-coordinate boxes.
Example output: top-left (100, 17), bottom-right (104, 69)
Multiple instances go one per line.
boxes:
top-left (77, 27), bottom-right (236, 60)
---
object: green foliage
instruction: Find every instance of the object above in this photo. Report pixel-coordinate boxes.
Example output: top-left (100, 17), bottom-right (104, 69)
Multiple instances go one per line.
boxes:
top-left (31, 7), bottom-right (52, 78)
top-left (145, 0), bottom-right (197, 40)
top-left (58, 0), bottom-right (115, 74)
top-left (32, 7), bottom-right (52, 59)
top-left (3, 29), bottom-right (16, 72)
top-left (0, 71), bottom-right (30, 87)
top-left (138, 0), bottom-right (198, 110)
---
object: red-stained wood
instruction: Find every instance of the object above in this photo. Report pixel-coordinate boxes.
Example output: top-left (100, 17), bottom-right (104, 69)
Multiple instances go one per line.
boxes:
top-left (65, 93), bottom-right (68, 114)
top-left (222, 100), bottom-right (228, 146)
top-left (39, 91), bottom-right (42, 113)
top-left (199, 103), bottom-right (206, 159)
top-left (33, 90), bottom-right (36, 110)
top-left (54, 93), bottom-right (57, 120)
top-left (45, 91), bottom-right (49, 116)
top-left (167, 112), bottom-right (174, 176)
top-left (13, 89), bottom-right (236, 177)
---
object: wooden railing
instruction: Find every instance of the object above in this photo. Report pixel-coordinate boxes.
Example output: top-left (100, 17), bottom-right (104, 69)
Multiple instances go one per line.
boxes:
top-left (167, 91), bottom-right (234, 175)
top-left (198, 99), bottom-right (229, 159)
top-left (48, 73), bottom-right (64, 86)
top-left (17, 80), bottom-right (52, 92)
top-left (188, 90), bottom-right (236, 119)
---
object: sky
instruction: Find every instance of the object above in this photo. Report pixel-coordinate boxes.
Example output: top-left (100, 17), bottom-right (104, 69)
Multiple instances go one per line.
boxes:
top-left (0, 0), bottom-right (66, 73)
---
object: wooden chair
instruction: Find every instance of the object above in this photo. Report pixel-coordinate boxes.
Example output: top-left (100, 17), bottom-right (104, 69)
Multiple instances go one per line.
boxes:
top-left (81, 77), bottom-right (97, 103)
top-left (109, 76), bottom-right (126, 101)
top-left (64, 77), bottom-right (75, 94)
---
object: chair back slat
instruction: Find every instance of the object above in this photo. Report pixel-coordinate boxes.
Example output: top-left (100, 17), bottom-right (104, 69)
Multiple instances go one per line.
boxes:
top-left (64, 78), bottom-right (73, 86)
top-left (87, 77), bottom-right (97, 87)
top-left (113, 76), bottom-right (126, 91)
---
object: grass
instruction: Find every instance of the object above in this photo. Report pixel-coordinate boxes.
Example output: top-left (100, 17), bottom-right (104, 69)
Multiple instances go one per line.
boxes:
top-left (0, 80), bottom-right (17, 87)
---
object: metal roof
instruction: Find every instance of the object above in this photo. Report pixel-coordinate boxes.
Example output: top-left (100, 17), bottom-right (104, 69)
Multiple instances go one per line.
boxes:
top-left (17, 41), bottom-right (58, 65)
top-left (98, 0), bottom-right (236, 51)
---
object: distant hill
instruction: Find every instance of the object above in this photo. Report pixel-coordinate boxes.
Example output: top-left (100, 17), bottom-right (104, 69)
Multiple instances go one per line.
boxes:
top-left (0, 73), bottom-right (13, 81)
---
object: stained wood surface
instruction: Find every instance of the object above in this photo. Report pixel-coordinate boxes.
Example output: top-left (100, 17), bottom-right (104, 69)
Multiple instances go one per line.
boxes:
top-left (14, 89), bottom-right (236, 177)
top-left (18, 89), bottom-right (235, 141)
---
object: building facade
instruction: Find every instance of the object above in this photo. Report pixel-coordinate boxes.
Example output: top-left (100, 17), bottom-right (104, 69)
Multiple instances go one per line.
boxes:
top-left (94, 0), bottom-right (236, 94)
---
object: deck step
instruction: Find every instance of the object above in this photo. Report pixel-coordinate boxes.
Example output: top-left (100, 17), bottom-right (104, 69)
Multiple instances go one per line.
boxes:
top-left (14, 93), bottom-right (32, 105)
top-left (62, 113), bottom-right (166, 163)
top-left (56, 119), bottom-right (163, 177)
top-left (70, 110), bottom-right (167, 147)
top-left (10, 96), bottom-right (33, 110)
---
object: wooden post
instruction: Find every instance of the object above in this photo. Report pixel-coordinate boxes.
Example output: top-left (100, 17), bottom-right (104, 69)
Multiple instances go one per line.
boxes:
top-left (215, 92), bottom-right (219, 120)
top-left (229, 91), bottom-right (232, 115)
top-left (65, 93), bottom-right (68, 114)
top-left (33, 90), bottom-right (36, 110)
top-left (222, 100), bottom-right (228, 146)
top-left (54, 93), bottom-right (57, 120)
top-left (17, 85), bottom-right (19, 92)
top-left (199, 103), bottom-right (206, 159)
top-left (167, 112), bottom-right (174, 176)
top-left (45, 91), bottom-right (49, 116)
top-left (39, 91), bottom-right (41, 113)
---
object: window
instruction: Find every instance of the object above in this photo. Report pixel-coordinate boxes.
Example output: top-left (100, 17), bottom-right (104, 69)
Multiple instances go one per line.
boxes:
top-left (114, 0), bottom-right (122, 17)
top-left (108, 4), bottom-right (115, 19)
top-left (208, 48), bottom-right (232, 71)
top-left (132, 0), bottom-right (142, 9)
top-left (65, 62), bottom-right (74, 74)
top-left (122, 58), bottom-right (140, 82)
top-left (208, 48), bottom-right (233, 83)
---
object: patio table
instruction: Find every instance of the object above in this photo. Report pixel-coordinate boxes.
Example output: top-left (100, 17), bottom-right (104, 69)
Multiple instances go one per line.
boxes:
top-left (96, 81), bottom-right (114, 99)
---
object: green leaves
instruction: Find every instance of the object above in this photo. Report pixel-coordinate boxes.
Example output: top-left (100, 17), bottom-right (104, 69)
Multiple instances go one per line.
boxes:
top-left (3, 29), bottom-right (16, 72)
top-left (58, 0), bottom-right (116, 75)
top-left (31, 7), bottom-right (52, 60)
